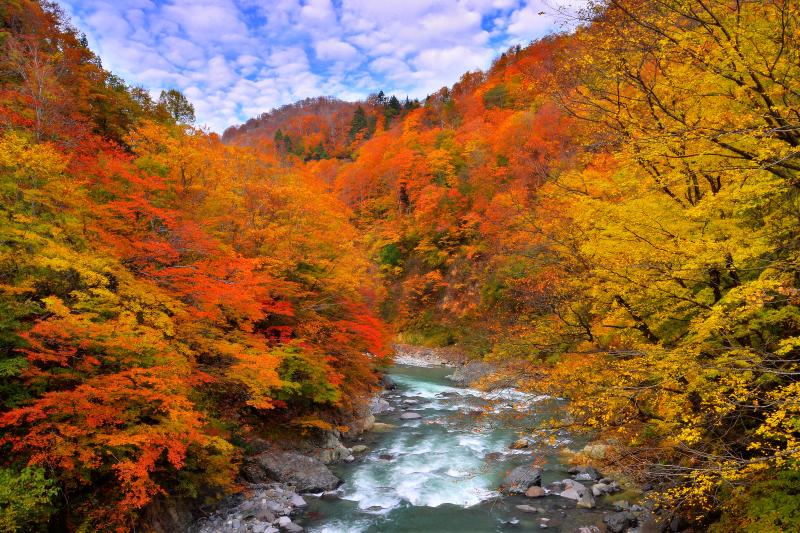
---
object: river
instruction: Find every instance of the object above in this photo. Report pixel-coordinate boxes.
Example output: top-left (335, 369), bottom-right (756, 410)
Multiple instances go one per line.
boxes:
top-left (298, 364), bottom-right (611, 532)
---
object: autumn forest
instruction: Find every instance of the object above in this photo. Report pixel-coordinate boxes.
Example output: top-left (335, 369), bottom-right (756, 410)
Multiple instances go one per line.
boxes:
top-left (1, 0), bottom-right (799, 532)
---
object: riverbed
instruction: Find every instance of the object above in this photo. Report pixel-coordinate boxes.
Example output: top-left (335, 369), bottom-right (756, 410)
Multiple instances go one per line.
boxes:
top-left (299, 364), bottom-right (611, 532)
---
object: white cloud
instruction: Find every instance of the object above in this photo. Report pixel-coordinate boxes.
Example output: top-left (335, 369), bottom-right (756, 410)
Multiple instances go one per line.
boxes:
top-left (314, 38), bottom-right (359, 62)
top-left (55, 0), bottom-right (585, 132)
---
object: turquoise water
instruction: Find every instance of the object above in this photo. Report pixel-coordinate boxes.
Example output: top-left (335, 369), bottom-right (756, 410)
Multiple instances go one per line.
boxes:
top-left (299, 365), bottom-right (610, 532)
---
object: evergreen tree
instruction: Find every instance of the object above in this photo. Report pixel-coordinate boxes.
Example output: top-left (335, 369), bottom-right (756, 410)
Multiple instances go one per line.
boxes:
top-left (349, 105), bottom-right (368, 141)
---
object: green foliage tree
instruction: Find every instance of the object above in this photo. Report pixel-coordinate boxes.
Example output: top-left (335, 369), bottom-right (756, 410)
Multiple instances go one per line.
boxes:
top-left (158, 89), bottom-right (195, 125)
top-left (0, 467), bottom-right (58, 532)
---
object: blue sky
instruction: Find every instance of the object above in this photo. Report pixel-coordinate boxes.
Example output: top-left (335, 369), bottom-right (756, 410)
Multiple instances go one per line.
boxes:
top-left (57, 0), bottom-right (583, 132)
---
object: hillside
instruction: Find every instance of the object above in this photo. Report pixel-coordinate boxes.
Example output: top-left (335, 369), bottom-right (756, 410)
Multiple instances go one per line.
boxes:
top-left (226, 2), bottom-right (800, 531)
top-left (1, 0), bottom-right (799, 531)
top-left (0, 2), bottom-right (388, 530)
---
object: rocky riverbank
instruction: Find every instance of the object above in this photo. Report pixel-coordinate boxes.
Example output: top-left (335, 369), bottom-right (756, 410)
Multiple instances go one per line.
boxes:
top-left (187, 378), bottom-right (391, 532)
top-left (498, 460), bottom-right (658, 532)
top-left (187, 350), bottom-right (664, 533)
top-left (195, 483), bottom-right (309, 533)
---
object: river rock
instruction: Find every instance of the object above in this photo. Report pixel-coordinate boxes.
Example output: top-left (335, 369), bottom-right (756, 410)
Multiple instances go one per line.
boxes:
top-left (669, 514), bottom-right (690, 532)
top-left (245, 450), bottom-right (340, 492)
top-left (510, 437), bottom-right (532, 449)
top-left (255, 509), bottom-right (275, 522)
top-left (525, 486), bottom-right (546, 498)
top-left (582, 443), bottom-right (609, 460)
top-left (515, 504), bottom-right (543, 513)
top-left (265, 500), bottom-right (285, 513)
top-left (592, 482), bottom-right (611, 496)
top-left (559, 479), bottom-right (588, 501)
top-left (284, 523), bottom-right (303, 533)
top-left (379, 453), bottom-right (394, 461)
top-left (501, 464), bottom-right (542, 494)
top-left (578, 527), bottom-right (601, 533)
top-left (381, 375), bottom-right (397, 390)
top-left (399, 411), bottom-right (422, 419)
top-left (350, 444), bottom-right (368, 453)
top-left (370, 397), bottom-right (392, 414)
top-left (577, 489), bottom-right (596, 509)
top-left (312, 432), bottom-right (353, 464)
top-left (372, 422), bottom-right (397, 431)
top-left (194, 483), bottom-right (310, 533)
top-left (570, 465), bottom-right (602, 481)
top-left (604, 511), bottom-right (638, 533)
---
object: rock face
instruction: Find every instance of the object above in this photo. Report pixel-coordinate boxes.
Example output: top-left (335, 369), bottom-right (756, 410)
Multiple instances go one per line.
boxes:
top-left (447, 360), bottom-right (496, 386)
top-left (312, 432), bottom-right (352, 464)
top-left (399, 411), bottom-right (422, 420)
top-left (141, 497), bottom-right (194, 533)
top-left (392, 344), bottom-right (465, 366)
top-left (501, 464), bottom-right (542, 494)
top-left (604, 511), bottom-right (638, 533)
top-left (243, 450), bottom-right (340, 492)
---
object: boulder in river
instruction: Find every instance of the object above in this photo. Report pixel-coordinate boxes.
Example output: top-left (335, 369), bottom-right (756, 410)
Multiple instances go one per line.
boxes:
top-left (604, 511), bottom-right (638, 533)
top-left (244, 450), bottom-right (340, 492)
top-left (591, 482), bottom-right (611, 496)
top-left (350, 444), bottom-right (368, 453)
top-left (369, 397), bottom-right (392, 414)
top-left (515, 504), bottom-right (543, 513)
top-left (510, 437), bottom-right (532, 449)
top-left (559, 479), bottom-right (589, 501)
top-left (576, 489), bottom-right (596, 509)
top-left (501, 464), bottom-right (542, 494)
top-left (525, 486), bottom-right (546, 498)
top-left (570, 465), bottom-right (602, 482)
top-left (613, 500), bottom-right (630, 511)
top-left (399, 411), bottom-right (422, 419)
